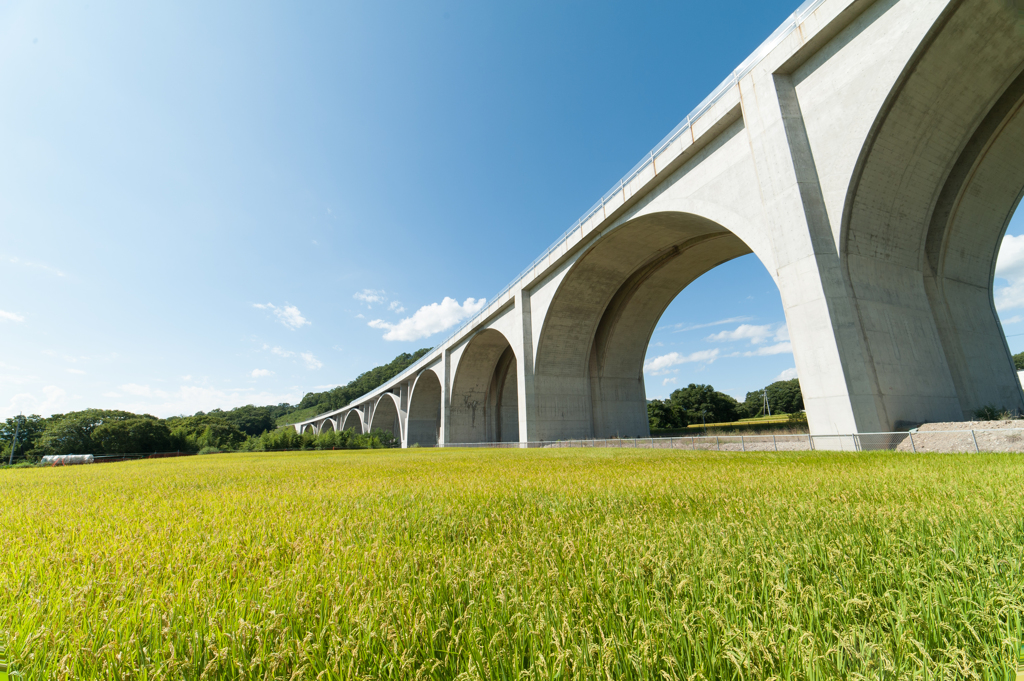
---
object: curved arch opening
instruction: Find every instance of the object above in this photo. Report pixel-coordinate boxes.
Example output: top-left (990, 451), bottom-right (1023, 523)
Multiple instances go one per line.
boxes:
top-left (532, 211), bottom-right (771, 440)
top-left (369, 394), bottom-right (401, 439)
top-left (320, 418), bottom-right (336, 432)
top-left (839, 3), bottom-right (1024, 427)
top-left (450, 329), bottom-right (519, 443)
top-left (342, 410), bottom-right (363, 434)
top-left (407, 370), bottom-right (442, 446)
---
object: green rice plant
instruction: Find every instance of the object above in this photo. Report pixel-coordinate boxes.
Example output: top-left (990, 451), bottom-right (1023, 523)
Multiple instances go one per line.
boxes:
top-left (0, 448), bottom-right (1021, 679)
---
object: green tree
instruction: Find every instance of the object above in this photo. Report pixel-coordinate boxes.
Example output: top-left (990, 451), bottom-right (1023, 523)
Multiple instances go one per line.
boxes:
top-left (647, 399), bottom-right (687, 430)
top-left (91, 418), bottom-right (173, 454)
top-left (668, 384), bottom-right (741, 424)
top-left (741, 378), bottom-right (804, 416)
top-left (165, 415), bottom-right (246, 451)
top-left (33, 409), bottom-right (142, 457)
top-left (0, 414), bottom-right (47, 463)
top-left (1013, 351), bottom-right (1024, 371)
top-left (210, 405), bottom-right (277, 437)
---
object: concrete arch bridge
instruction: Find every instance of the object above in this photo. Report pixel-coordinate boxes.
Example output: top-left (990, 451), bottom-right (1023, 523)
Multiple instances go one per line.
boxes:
top-left (297, 0), bottom-right (1024, 445)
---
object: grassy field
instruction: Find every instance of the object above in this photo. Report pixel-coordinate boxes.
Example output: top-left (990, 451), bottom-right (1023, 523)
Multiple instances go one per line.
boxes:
top-left (1, 448), bottom-right (1022, 679)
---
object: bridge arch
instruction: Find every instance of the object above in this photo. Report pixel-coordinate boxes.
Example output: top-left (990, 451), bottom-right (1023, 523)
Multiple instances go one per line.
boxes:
top-left (450, 329), bottom-right (519, 443)
top-left (319, 418), bottom-right (335, 432)
top-left (342, 409), bottom-right (363, 434)
top-left (299, 422), bottom-right (317, 435)
top-left (839, 0), bottom-right (1024, 425)
top-left (407, 369), bottom-right (442, 446)
top-left (532, 211), bottom-right (760, 441)
top-left (369, 393), bottom-right (402, 440)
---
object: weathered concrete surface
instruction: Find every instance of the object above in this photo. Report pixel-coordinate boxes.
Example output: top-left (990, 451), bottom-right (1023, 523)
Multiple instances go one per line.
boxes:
top-left (297, 0), bottom-right (1024, 445)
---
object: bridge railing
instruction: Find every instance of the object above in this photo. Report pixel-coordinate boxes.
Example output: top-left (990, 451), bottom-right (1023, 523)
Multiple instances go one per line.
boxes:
top-left (298, 0), bottom-right (831, 423)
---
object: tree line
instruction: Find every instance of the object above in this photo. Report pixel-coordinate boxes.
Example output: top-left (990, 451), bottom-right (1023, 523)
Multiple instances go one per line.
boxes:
top-left (0, 407), bottom-right (398, 463)
top-left (647, 378), bottom-right (803, 430)
top-left (0, 349), bottom-right (432, 464)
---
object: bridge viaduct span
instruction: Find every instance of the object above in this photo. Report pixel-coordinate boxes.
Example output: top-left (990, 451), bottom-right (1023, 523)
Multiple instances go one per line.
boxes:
top-left (297, 0), bottom-right (1024, 445)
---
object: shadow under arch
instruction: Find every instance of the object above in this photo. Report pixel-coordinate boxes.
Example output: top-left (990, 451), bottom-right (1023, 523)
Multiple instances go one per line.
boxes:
top-left (450, 329), bottom-right (518, 443)
top-left (532, 210), bottom-right (760, 441)
top-left (370, 394), bottom-right (401, 439)
top-left (840, 0), bottom-right (1024, 426)
top-left (320, 418), bottom-right (336, 432)
top-left (407, 369), bottom-right (442, 446)
top-left (342, 409), bottom-right (363, 434)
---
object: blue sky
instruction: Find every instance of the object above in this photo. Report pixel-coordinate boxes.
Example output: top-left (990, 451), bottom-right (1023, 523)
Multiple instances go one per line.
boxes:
top-left (2, 0), bottom-right (1023, 419)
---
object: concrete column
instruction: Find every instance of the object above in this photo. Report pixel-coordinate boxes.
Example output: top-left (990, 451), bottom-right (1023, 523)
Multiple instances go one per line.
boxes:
top-left (515, 289), bottom-right (537, 444)
top-left (439, 350), bottom-right (451, 446)
top-left (742, 69), bottom-right (886, 433)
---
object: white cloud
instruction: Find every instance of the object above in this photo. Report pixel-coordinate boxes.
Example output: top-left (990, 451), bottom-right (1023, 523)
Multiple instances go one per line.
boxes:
top-left (369, 297), bottom-right (486, 341)
top-left (667, 316), bottom-right (754, 333)
top-left (774, 324), bottom-right (789, 342)
top-left (0, 309), bottom-right (25, 322)
top-left (353, 289), bottom-right (387, 305)
top-left (644, 349), bottom-right (720, 372)
top-left (706, 323), bottom-right (774, 344)
top-left (300, 352), bottom-right (323, 370)
top-left (251, 369), bottom-right (273, 378)
top-left (774, 367), bottom-right (799, 381)
top-left (355, 313), bottom-right (364, 319)
top-left (3, 386), bottom-right (67, 418)
top-left (388, 301), bottom-right (405, 313)
top-left (995, 235), bottom-right (1024, 311)
top-left (66, 368), bottom-right (86, 375)
top-left (253, 303), bottom-right (310, 329)
top-left (743, 342), bottom-right (793, 356)
top-left (662, 377), bottom-right (677, 386)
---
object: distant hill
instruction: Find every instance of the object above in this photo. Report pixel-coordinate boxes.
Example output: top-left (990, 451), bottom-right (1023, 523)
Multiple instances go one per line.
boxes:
top-left (283, 348), bottom-right (431, 423)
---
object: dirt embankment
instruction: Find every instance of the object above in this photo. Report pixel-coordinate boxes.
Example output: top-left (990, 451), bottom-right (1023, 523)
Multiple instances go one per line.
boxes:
top-left (895, 420), bottom-right (1024, 453)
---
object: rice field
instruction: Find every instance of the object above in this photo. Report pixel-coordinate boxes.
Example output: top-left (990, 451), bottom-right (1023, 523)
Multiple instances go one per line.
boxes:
top-left (1, 447), bottom-right (1022, 679)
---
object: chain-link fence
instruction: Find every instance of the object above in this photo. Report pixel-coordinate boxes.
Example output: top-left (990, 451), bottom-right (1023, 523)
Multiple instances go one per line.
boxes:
top-left (442, 428), bottom-right (1024, 453)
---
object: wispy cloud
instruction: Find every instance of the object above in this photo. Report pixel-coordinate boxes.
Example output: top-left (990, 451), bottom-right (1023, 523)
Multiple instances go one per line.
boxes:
top-left (388, 300), bottom-right (405, 313)
top-left (266, 345), bottom-right (295, 358)
top-left (369, 297), bottom-right (486, 341)
top-left (251, 369), bottom-right (273, 378)
top-left (66, 368), bottom-right (86, 375)
top-left (743, 342), bottom-right (793, 356)
top-left (662, 377), bottom-right (677, 386)
top-left (666, 316), bottom-right (753, 333)
top-left (300, 352), bottom-right (322, 370)
top-left (253, 303), bottom-right (310, 329)
top-left (353, 289), bottom-right (387, 306)
top-left (7, 257), bottom-right (66, 277)
top-left (644, 349), bottom-right (720, 373)
top-left (0, 309), bottom-right (25, 323)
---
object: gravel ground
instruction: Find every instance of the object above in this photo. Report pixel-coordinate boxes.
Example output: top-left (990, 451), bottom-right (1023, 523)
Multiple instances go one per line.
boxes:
top-left (895, 420), bottom-right (1024, 453)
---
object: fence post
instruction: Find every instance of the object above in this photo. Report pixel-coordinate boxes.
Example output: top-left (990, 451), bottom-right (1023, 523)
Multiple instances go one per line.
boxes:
top-left (772, 434), bottom-right (778, 452)
top-left (909, 431), bottom-right (917, 453)
top-left (716, 436), bottom-right (720, 451)
top-left (691, 436), bottom-right (695, 450)
top-left (971, 430), bottom-right (979, 453)
top-left (741, 435), bottom-right (745, 452)
top-left (808, 434), bottom-right (813, 451)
